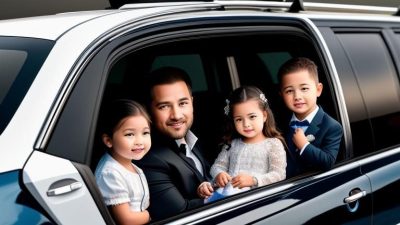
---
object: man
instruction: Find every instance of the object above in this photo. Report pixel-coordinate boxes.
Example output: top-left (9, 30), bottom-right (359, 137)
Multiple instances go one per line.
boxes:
top-left (135, 67), bottom-right (211, 221)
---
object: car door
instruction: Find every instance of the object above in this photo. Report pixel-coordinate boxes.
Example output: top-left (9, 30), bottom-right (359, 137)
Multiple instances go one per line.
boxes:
top-left (90, 14), bottom-right (372, 224)
top-left (202, 166), bottom-right (372, 224)
top-left (362, 150), bottom-right (400, 225)
top-left (33, 8), bottom-right (374, 225)
top-left (22, 151), bottom-right (106, 225)
top-left (316, 20), bottom-right (400, 225)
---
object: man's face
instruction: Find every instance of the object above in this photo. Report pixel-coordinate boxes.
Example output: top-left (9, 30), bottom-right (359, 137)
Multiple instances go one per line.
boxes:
top-left (151, 81), bottom-right (194, 139)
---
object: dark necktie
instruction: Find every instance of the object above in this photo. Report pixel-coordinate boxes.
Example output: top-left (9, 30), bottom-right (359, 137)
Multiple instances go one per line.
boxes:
top-left (179, 144), bottom-right (197, 170)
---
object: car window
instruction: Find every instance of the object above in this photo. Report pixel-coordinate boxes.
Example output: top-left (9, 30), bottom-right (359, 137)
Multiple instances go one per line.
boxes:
top-left (102, 28), bottom-right (344, 173)
top-left (0, 50), bottom-right (27, 102)
top-left (232, 34), bottom-right (340, 136)
top-left (336, 32), bottom-right (400, 154)
top-left (46, 20), bottom-right (348, 224)
top-left (152, 54), bottom-right (208, 92)
top-left (0, 37), bottom-right (53, 134)
top-left (103, 38), bottom-right (231, 162)
top-left (258, 52), bottom-right (292, 84)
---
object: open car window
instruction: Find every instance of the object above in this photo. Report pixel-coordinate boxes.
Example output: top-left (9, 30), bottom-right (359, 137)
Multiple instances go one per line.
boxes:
top-left (46, 20), bottom-right (344, 223)
top-left (99, 28), bottom-right (342, 222)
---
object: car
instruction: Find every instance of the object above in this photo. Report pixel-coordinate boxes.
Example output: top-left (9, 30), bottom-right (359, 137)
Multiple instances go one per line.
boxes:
top-left (1, 0), bottom-right (400, 224)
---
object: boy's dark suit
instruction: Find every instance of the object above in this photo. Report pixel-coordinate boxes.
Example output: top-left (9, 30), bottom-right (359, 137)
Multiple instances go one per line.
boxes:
top-left (286, 107), bottom-right (343, 178)
top-left (135, 131), bottom-right (211, 221)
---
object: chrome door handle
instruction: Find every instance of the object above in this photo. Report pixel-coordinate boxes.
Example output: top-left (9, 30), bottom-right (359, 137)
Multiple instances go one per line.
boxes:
top-left (47, 178), bottom-right (83, 197)
top-left (344, 190), bottom-right (366, 203)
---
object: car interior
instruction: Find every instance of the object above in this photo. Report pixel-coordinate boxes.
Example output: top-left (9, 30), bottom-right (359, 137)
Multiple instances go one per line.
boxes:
top-left (44, 25), bottom-right (346, 223)
top-left (92, 30), bottom-right (345, 175)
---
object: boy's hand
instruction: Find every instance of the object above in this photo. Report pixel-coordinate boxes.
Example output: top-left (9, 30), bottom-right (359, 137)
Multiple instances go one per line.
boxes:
top-left (231, 173), bottom-right (253, 188)
top-left (215, 172), bottom-right (231, 187)
top-left (292, 128), bottom-right (308, 150)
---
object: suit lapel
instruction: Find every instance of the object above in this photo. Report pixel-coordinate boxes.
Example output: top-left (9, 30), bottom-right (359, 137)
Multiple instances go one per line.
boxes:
top-left (305, 107), bottom-right (324, 136)
top-left (192, 143), bottom-right (211, 181)
top-left (170, 141), bottom-right (204, 182)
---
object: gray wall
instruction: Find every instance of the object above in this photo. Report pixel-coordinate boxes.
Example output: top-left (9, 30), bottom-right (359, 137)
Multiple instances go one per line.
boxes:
top-left (1, 0), bottom-right (110, 20)
top-left (0, 0), bottom-right (398, 20)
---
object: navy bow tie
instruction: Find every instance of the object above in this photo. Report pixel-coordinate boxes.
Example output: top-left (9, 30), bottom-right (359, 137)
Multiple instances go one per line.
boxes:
top-left (290, 120), bottom-right (310, 128)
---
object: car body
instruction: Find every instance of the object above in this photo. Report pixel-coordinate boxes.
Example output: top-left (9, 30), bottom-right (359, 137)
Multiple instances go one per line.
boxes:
top-left (0, 1), bottom-right (399, 224)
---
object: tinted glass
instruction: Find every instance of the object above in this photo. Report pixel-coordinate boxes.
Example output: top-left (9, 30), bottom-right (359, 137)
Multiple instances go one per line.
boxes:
top-left (0, 37), bottom-right (53, 134)
top-left (104, 40), bottom-right (230, 162)
top-left (337, 33), bottom-right (400, 151)
top-left (0, 50), bottom-right (27, 103)
top-left (152, 54), bottom-right (208, 92)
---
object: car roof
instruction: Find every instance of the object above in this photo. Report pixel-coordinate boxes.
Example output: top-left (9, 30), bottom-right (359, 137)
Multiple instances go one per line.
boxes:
top-left (0, 2), bottom-right (223, 40)
top-left (0, 10), bottom-right (121, 40)
top-left (1, 1), bottom-right (399, 40)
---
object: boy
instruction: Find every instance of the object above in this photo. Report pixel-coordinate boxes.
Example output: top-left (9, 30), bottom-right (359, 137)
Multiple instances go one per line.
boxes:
top-left (278, 57), bottom-right (343, 178)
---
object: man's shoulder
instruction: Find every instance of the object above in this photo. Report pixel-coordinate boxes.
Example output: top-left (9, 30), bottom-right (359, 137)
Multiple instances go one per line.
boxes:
top-left (135, 148), bottom-right (168, 170)
top-left (144, 144), bottom-right (173, 158)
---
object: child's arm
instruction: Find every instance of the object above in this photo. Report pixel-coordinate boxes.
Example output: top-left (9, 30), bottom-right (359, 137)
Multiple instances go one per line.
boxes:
top-left (254, 139), bottom-right (287, 186)
top-left (110, 203), bottom-right (150, 225)
top-left (210, 145), bottom-right (231, 181)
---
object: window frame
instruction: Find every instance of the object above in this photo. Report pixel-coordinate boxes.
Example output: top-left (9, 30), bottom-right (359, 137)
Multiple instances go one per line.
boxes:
top-left (44, 16), bottom-right (349, 223)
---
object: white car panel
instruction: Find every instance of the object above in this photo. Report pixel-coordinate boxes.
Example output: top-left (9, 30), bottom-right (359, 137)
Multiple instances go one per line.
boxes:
top-left (23, 151), bottom-right (105, 225)
top-left (0, 11), bottom-right (117, 40)
top-left (0, 6), bottom-right (193, 173)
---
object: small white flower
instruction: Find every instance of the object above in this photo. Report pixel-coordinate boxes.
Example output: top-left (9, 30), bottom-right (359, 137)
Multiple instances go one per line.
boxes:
top-left (306, 134), bottom-right (315, 142)
top-left (224, 99), bottom-right (230, 115)
top-left (259, 93), bottom-right (268, 103)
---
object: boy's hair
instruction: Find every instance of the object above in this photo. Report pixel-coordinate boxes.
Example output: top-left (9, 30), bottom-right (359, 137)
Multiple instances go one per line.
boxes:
top-left (222, 86), bottom-right (285, 147)
top-left (100, 99), bottom-right (151, 137)
top-left (146, 66), bottom-right (192, 103)
top-left (278, 57), bottom-right (319, 85)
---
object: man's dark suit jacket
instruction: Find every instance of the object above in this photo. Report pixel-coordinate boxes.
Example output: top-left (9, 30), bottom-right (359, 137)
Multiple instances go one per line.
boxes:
top-left (135, 131), bottom-right (211, 221)
top-left (286, 107), bottom-right (343, 178)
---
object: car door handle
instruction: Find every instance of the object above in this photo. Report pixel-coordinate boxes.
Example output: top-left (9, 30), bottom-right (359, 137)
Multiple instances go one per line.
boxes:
top-left (344, 189), bottom-right (366, 203)
top-left (47, 178), bottom-right (83, 197)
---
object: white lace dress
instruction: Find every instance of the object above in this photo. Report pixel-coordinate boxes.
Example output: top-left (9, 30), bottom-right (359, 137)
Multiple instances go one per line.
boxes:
top-left (210, 138), bottom-right (286, 187)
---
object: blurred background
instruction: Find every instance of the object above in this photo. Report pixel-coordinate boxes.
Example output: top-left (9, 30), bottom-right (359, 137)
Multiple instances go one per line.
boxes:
top-left (0, 0), bottom-right (398, 20)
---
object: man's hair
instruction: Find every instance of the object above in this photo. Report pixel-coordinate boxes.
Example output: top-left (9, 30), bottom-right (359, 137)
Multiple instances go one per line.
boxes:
top-left (278, 57), bottom-right (319, 85)
top-left (146, 67), bottom-right (192, 102)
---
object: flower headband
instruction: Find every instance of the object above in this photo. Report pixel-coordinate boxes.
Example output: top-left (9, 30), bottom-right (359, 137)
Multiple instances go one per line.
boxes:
top-left (224, 93), bottom-right (268, 115)
top-left (224, 99), bottom-right (230, 115)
